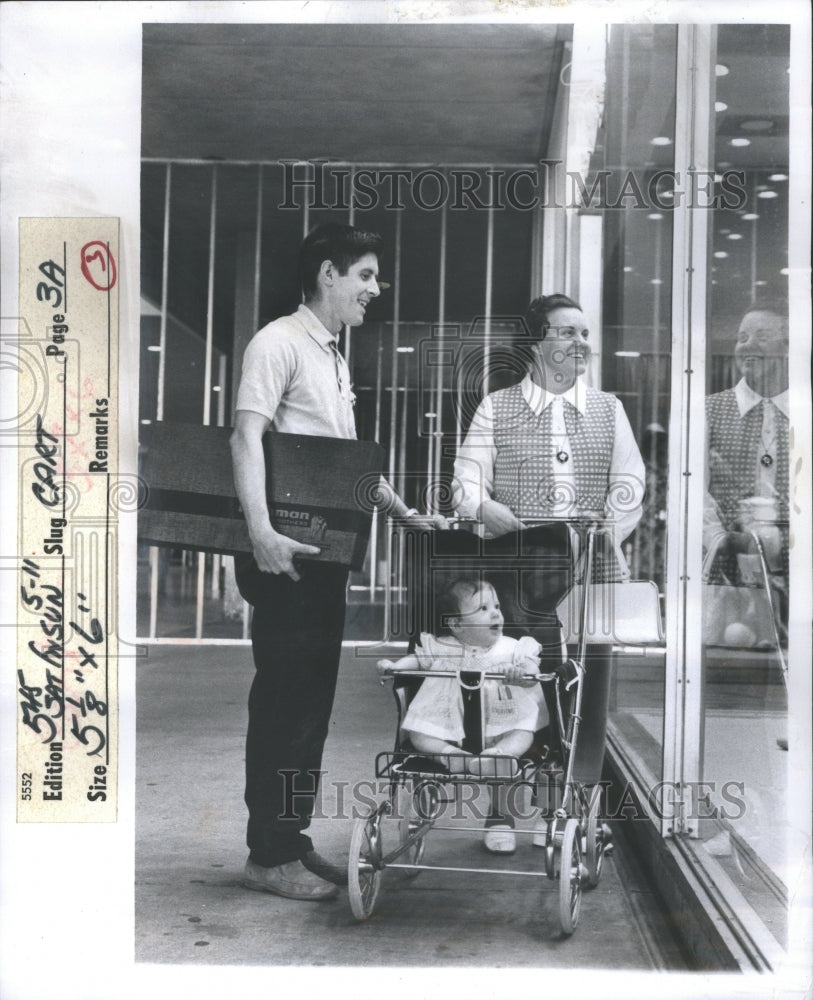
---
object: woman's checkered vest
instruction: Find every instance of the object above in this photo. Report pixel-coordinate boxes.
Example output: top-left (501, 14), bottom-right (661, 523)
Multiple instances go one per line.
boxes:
top-left (706, 388), bottom-right (789, 584)
top-left (491, 382), bottom-right (623, 582)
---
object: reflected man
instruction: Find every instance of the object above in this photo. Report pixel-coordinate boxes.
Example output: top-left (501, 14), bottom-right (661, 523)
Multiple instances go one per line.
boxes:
top-left (704, 300), bottom-right (789, 642)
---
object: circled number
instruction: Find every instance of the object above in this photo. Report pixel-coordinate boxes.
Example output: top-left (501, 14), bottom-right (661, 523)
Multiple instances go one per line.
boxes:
top-left (80, 241), bottom-right (117, 291)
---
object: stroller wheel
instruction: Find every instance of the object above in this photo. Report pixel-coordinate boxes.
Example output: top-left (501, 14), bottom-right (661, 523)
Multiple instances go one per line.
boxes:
top-left (348, 808), bottom-right (384, 920)
top-left (585, 786), bottom-right (607, 888)
top-left (558, 818), bottom-right (583, 936)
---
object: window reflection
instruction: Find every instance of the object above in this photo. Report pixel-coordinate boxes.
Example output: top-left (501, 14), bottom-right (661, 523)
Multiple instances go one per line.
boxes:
top-left (700, 24), bottom-right (789, 943)
top-left (589, 25), bottom-right (678, 783)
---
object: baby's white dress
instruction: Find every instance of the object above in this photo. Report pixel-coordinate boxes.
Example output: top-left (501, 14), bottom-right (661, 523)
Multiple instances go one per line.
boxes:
top-left (401, 632), bottom-right (542, 743)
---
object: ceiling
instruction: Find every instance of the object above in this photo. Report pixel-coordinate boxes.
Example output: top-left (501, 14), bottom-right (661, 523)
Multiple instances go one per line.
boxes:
top-left (142, 23), bottom-right (567, 164)
top-left (138, 22), bottom-right (790, 372)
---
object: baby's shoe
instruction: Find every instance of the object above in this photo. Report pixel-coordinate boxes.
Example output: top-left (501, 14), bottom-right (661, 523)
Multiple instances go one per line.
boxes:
top-left (532, 815), bottom-right (549, 848)
top-left (484, 816), bottom-right (516, 854)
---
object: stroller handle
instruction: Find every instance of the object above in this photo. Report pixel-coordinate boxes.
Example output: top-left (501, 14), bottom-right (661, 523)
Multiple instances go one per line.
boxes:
top-left (378, 668), bottom-right (551, 683)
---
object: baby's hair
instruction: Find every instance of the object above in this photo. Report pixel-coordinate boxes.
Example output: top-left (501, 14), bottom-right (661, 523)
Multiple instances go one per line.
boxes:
top-left (436, 575), bottom-right (493, 633)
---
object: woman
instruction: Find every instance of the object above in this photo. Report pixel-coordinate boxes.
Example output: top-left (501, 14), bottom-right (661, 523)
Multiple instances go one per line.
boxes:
top-left (454, 293), bottom-right (645, 578)
top-left (453, 294), bottom-right (646, 826)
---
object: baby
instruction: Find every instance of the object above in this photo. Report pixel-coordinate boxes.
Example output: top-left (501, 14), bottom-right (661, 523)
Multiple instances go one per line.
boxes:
top-left (378, 577), bottom-right (546, 853)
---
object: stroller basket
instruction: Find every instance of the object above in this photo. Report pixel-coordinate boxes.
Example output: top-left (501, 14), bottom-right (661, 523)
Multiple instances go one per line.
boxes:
top-left (376, 750), bottom-right (526, 781)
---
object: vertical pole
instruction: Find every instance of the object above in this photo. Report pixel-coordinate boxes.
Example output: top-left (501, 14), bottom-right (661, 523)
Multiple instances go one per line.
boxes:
top-left (242, 163), bottom-right (264, 639)
top-left (203, 166), bottom-right (217, 426)
top-left (344, 165), bottom-right (356, 368)
top-left (432, 190), bottom-right (448, 511)
top-left (483, 180), bottom-right (495, 399)
top-left (156, 164), bottom-right (171, 422)
top-left (651, 218), bottom-right (663, 428)
top-left (369, 330), bottom-right (384, 604)
top-left (149, 162), bottom-right (172, 639)
top-left (211, 351), bottom-right (227, 600)
top-left (252, 164), bottom-right (263, 336)
top-left (197, 164), bottom-right (218, 640)
top-left (663, 24), bottom-right (714, 839)
top-left (748, 176), bottom-right (759, 301)
top-left (388, 211), bottom-right (402, 485)
top-left (389, 212), bottom-right (403, 621)
top-left (302, 162), bottom-right (310, 241)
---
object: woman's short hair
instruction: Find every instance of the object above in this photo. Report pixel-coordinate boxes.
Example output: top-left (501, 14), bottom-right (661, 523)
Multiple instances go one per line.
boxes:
top-left (524, 294), bottom-right (583, 340)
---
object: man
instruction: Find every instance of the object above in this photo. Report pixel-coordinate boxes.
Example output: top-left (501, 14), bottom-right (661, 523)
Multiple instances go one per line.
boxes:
top-left (231, 223), bottom-right (440, 900)
top-left (704, 300), bottom-right (789, 638)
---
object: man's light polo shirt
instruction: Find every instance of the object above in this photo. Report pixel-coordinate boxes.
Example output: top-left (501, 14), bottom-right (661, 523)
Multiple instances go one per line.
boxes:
top-left (235, 304), bottom-right (356, 440)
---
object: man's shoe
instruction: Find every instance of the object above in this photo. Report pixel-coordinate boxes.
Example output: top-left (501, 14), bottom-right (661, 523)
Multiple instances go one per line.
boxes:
top-left (302, 850), bottom-right (348, 887)
top-left (243, 859), bottom-right (338, 900)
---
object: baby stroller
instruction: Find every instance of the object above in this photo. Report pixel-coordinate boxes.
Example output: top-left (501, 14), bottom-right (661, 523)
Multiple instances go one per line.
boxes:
top-left (702, 522), bottom-right (788, 685)
top-left (347, 519), bottom-right (617, 936)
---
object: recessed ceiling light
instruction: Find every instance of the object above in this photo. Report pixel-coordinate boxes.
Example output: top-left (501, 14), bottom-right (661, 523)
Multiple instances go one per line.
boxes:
top-left (147, 345), bottom-right (162, 352)
top-left (212, 385), bottom-right (221, 392)
top-left (615, 351), bottom-right (641, 358)
top-left (757, 190), bottom-right (779, 199)
top-left (715, 64), bottom-right (729, 76)
top-left (780, 268), bottom-right (789, 275)
top-left (730, 138), bottom-right (751, 147)
top-left (424, 412), bottom-right (437, 418)
top-left (396, 346), bottom-right (415, 353)
top-left (715, 101), bottom-right (728, 112)
top-left (768, 173), bottom-right (788, 182)
top-left (650, 278), bottom-right (663, 285)
top-left (740, 118), bottom-right (774, 132)
top-left (141, 419), bottom-right (152, 425)
top-left (623, 266), bottom-right (634, 272)
top-left (651, 137), bottom-right (672, 146)
top-left (727, 233), bottom-right (743, 240)
top-left (714, 251), bottom-right (729, 259)
top-left (742, 213), bottom-right (760, 221)
top-left (755, 280), bottom-right (767, 286)
top-left (647, 213), bottom-right (663, 220)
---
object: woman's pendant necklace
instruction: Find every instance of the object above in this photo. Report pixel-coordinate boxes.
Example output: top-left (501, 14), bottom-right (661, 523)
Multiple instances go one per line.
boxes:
top-left (761, 401), bottom-right (776, 468)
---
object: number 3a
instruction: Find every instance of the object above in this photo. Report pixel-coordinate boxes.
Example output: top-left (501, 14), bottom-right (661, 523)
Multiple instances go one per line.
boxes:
top-left (36, 282), bottom-right (62, 308)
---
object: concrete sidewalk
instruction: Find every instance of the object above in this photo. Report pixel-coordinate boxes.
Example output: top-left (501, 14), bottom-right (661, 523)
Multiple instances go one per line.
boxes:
top-left (135, 643), bottom-right (688, 969)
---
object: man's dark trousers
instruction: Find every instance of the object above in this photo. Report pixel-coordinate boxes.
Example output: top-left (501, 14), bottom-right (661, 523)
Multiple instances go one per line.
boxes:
top-left (236, 556), bottom-right (348, 867)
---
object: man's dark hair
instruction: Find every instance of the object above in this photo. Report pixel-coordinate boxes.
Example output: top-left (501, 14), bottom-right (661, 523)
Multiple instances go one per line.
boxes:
top-left (524, 293), bottom-right (583, 340)
top-left (299, 222), bottom-right (383, 298)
